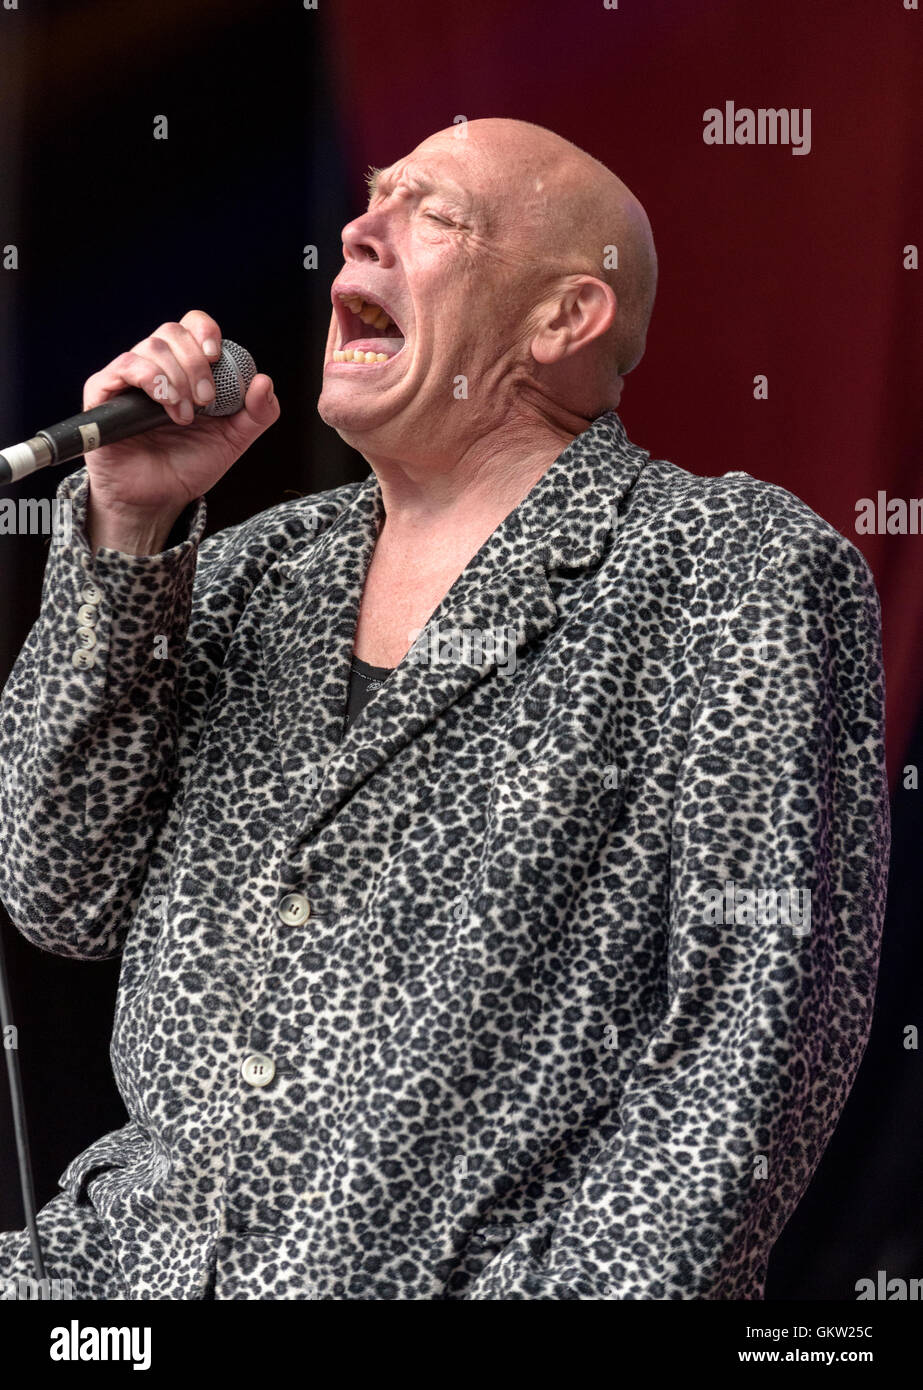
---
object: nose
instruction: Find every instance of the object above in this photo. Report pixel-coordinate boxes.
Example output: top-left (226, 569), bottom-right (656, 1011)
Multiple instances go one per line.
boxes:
top-left (341, 211), bottom-right (391, 266)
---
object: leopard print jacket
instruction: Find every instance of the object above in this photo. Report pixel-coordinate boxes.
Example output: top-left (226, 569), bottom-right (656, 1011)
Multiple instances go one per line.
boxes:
top-left (0, 410), bottom-right (889, 1299)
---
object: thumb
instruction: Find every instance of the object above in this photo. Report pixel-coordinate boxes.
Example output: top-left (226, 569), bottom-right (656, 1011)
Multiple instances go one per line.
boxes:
top-left (224, 373), bottom-right (280, 445)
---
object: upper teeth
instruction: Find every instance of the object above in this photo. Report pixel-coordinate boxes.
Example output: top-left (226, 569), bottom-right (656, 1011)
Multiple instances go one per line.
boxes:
top-left (339, 293), bottom-right (395, 331)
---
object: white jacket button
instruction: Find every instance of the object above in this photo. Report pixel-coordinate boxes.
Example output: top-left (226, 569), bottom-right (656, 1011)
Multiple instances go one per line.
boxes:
top-left (71, 649), bottom-right (96, 669)
top-left (278, 892), bottom-right (310, 926)
top-left (76, 603), bottom-right (98, 626)
top-left (80, 582), bottom-right (102, 605)
top-left (75, 628), bottom-right (97, 649)
top-left (241, 1054), bottom-right (275, 1087)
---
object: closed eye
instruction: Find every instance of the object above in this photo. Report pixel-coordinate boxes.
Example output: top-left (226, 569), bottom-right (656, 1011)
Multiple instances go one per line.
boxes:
top-left (424, 211), bottom-right (454, 226)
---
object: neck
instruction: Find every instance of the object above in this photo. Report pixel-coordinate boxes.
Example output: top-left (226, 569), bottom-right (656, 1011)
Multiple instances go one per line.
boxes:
top-left (361, 410), bottom-right (588, 553)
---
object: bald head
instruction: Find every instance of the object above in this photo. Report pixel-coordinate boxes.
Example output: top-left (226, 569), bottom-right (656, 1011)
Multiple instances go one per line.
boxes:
top-left (321, 116), bottom-right (658, 455)
top-left (418, 118), bottom-right (658, 376)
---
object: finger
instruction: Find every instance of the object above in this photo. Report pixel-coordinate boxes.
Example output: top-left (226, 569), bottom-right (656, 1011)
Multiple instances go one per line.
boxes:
top-left (137, 322), bottom-right (217, 418)
top-left (179, 309), bottom-right (223, 363)
top-left (85, 343), bottom-right (191, 427)
top-left (126, 332), bottom-right (199, 424)
top-left (83, 352), bottom-right (193, 426)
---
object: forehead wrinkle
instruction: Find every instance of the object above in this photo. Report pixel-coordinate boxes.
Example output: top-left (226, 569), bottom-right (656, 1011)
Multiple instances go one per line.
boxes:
top-left (366, 158), bottom-right (475, 211)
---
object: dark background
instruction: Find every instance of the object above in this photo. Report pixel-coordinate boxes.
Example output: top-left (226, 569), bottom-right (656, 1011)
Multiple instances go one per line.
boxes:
top-left (0, 0), bottom-right (920, 1299)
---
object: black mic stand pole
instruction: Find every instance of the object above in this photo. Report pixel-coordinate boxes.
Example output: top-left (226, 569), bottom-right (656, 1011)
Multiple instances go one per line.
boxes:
top-left (0, 923), bottom-right (46, 1283)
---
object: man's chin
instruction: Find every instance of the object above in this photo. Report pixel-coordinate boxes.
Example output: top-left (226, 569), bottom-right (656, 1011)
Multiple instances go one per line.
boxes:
top-left (317, 383), bottom-right (365, 427)
top-left (317, 377), bottom-right (410, 437)
top-left (316, 392), bottom-right (391, 448)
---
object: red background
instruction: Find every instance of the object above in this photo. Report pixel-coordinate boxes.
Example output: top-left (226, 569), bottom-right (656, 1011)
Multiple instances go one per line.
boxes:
top-left (327, 0), bottom-right (923, 786)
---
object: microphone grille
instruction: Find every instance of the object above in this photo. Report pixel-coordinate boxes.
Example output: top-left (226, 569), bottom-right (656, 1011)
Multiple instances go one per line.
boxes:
top-left (200, 338), bottom-right (257, 417)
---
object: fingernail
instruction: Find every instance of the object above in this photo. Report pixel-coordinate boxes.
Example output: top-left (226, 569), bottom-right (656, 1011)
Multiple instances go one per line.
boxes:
top-left (167, 385), bottom-right (179, 404)
top-left (179, 400), bottom-right (194, 423)
top-left (196, 378), bottom-right (214, 403)
top-left (203, 338), bottom-right (219, 357)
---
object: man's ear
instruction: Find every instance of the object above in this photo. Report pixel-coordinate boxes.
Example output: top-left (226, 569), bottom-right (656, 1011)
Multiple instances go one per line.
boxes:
top-left (530, 277), bottom-right (617, 366)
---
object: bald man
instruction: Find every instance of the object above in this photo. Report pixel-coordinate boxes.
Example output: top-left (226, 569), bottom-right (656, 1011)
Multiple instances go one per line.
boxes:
top-left (0, 119), bottom-right (887, 1301)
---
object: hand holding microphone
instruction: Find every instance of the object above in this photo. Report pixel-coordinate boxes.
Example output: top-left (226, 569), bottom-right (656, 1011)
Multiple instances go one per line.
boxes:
top-left (0, 309), bottom-right (280, 554)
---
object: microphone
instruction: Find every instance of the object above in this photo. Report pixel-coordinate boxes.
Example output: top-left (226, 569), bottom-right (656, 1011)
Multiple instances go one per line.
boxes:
top-left (0, 338), bottom-right (257, 486)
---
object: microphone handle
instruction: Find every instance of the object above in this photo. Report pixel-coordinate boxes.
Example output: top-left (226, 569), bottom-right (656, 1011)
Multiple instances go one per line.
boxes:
top-left (37, 389), bottom-right (172, 466)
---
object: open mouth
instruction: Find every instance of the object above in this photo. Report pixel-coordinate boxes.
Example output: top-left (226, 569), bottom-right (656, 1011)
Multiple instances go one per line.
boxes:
top-left (331, 290), bottom-right (406, 364)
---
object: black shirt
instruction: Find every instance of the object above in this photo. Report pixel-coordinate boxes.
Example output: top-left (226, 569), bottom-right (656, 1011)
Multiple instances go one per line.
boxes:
top-left (343, 655), bottom-right (395, 734)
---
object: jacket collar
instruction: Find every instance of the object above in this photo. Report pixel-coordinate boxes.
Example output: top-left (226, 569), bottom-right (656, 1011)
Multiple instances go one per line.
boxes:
top-left (258, 409), bottom-right (649, 834)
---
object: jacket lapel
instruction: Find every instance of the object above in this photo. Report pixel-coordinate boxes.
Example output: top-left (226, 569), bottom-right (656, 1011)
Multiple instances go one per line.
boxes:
top-left (257, 478), bottom-right (383, 809)
top-left (259, 410), bottom-right (648, 832)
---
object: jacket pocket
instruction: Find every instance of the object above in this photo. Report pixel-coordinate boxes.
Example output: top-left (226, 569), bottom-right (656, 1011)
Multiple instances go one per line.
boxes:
top-left (464, 1220), bottom-right (522, 1255)
top-left (449, 1214), bottom-right (560, 1298)
top-left (491, 721), bottom-right (628, 833)
top-left (482, 725), bottom-right (629, 923)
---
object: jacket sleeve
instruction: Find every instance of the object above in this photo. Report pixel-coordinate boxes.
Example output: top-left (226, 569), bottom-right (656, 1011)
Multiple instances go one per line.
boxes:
top-left (0, 465), bottom-right (213, 960)
top-left (466, 526), bottom-right (890, 1299)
